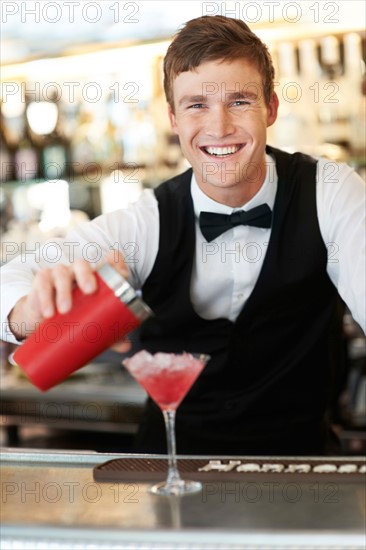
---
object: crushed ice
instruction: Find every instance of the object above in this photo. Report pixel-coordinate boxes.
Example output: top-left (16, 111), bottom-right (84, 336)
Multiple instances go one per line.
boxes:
top-left (123, 350), bottom-right (203, 375)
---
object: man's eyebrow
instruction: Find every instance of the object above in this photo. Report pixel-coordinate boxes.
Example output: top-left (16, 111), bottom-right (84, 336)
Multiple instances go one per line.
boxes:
top-left (178, 89), bottom-right (260, 106)
top-left (224, 89), bottom-right (259, 101)
top-left (178, 95), bottom-right (206, 106)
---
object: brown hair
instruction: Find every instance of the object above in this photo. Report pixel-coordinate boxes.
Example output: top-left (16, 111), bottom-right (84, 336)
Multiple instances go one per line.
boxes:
top-left (163, 15), bottom-right (275, 110)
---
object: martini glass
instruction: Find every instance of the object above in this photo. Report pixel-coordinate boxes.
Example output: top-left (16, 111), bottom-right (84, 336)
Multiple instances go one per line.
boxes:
top-left (123, 350), bottom-right (210, 496)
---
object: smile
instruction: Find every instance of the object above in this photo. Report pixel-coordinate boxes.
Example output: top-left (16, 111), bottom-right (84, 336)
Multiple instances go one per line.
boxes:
top-left (201, 145), bottom-right (242, 157)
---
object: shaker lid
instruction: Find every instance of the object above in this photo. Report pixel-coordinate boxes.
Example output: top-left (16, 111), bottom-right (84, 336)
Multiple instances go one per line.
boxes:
top-left (98, 263), bottom-right (153, 321)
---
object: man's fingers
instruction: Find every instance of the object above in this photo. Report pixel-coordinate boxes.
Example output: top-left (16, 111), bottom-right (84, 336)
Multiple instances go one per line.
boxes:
top-left (30, 260), bottom-right (97, 319)
top-left (33, 269), bottom-right (56, 318)
top-left (110, 334), bottom-right (132, 354)
top-left (105, 250), bottom-right (129, 279)
top-left (16, 254), bottom-right (126, 334)
top-left (52, 264), bottom-right (74, 314)
top-left (111, 338), bottom-right (132, 353)
top-left (8, 255), bottom-right (128, 341)
top-left (73, 259), bottom-right (98, 295)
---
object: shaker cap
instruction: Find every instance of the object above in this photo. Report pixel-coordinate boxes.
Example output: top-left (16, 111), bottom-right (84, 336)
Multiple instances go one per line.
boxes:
top-left (98, 263), bottom-right (153, 322)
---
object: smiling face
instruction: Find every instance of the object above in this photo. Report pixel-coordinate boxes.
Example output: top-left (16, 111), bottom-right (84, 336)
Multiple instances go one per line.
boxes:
top-left (168, 58), bottom-right (278, 206)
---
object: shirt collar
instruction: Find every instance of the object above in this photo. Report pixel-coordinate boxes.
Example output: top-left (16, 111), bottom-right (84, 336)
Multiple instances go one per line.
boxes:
top-left (191, 153), bottom-right (277, 217)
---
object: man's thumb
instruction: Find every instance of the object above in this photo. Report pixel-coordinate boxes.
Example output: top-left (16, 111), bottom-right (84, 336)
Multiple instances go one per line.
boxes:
top-left (105, 249), bottom-right (129, 279)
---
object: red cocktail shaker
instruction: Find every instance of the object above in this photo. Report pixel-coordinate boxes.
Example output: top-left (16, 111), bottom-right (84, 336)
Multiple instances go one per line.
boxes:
top-left (13, 263), bottom-right (152, 391)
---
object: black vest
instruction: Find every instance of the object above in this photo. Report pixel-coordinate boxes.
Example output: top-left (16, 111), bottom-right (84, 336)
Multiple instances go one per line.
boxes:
top-left (137, 146), bottom-right (343, 455)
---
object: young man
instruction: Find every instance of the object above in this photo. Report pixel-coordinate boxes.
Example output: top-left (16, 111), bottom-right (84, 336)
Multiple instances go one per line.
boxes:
top-left (1, 16), bottom-right (365, 455)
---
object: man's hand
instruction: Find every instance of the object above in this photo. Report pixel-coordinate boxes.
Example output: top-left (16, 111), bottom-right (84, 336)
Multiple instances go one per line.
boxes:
top-left (8, 250), bottom-right (130, 349)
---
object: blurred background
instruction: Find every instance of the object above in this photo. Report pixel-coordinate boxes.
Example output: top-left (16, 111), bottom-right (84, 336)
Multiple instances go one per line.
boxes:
top-left (0, 0), bottom-right (365, 453)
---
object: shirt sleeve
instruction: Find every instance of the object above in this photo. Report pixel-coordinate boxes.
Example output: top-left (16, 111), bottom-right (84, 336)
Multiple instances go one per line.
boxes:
top-left (316, 158), bottom-right (366, 333)
top-left (0, 189), bottom-right (159, 343)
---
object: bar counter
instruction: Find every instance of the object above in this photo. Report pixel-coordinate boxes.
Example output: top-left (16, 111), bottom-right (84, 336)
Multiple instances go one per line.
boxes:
top-left (1, 448), bottom-right (365, 549)
top-left (1, 362), bottom-right (147, 445)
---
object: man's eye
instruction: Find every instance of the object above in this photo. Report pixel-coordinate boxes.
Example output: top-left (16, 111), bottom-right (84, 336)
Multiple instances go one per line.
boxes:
top-left (189, 103), bottom-right (204, 109)
top-left (232, 100), bottom-right (250, 106)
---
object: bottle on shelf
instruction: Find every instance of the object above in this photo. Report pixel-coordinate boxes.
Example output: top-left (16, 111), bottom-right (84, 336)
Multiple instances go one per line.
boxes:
top-left (70, 94), bottom-right (123, 181)
top-left (26, 91), bottom-right (70, 181)
top-left (0, 89), bottom-right (28, 182)
top-left (0, 104), bottom-right (16, 183)
top-left (318, 35), bottom-right (350, 148)
top-left (343, 33), bottom-right (365, 158)
top-left (298, 38), bottom-right (322, 153)
top-left (14, 103), bottom-right (39, 183)
top-left (272, 42), bottom-right (307, 151)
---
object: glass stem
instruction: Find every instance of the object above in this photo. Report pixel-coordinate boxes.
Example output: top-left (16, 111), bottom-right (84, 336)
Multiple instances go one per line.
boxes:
top-left (162, 409), bottom-right (182, 485)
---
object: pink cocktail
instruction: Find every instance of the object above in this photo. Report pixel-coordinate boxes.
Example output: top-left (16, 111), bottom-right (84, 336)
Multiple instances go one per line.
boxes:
top-left (123, 350), bottom-right (210, 495)
top-left (125, 351), bottom-right (205, 410)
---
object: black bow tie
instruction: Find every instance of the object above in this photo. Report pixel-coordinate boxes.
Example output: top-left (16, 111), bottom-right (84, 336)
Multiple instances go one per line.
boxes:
top-left (199, 204), bottom-right (272, 242)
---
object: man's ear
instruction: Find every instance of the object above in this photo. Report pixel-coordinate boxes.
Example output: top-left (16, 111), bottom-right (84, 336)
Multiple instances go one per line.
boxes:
top-left (266, 92), bottom-right (279, 128)
top-left (168, 105), bottom-right (179, 134)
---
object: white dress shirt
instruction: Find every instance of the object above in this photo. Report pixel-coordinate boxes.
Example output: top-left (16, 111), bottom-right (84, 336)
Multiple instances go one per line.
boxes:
top-left (1, 153), bottom-right (365, 342)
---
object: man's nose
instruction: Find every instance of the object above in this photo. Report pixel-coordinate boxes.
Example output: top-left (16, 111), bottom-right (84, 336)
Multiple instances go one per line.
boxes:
top-left (206, 108), bottom-right (234, 138)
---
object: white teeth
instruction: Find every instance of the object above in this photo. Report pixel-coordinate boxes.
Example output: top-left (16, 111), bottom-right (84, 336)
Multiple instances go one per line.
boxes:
top-left (204, 146), bottom-right (240, 156)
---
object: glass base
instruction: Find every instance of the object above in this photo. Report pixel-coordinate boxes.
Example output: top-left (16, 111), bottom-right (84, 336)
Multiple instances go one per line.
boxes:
top-left (149, 479), bottom-right (202, 496)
